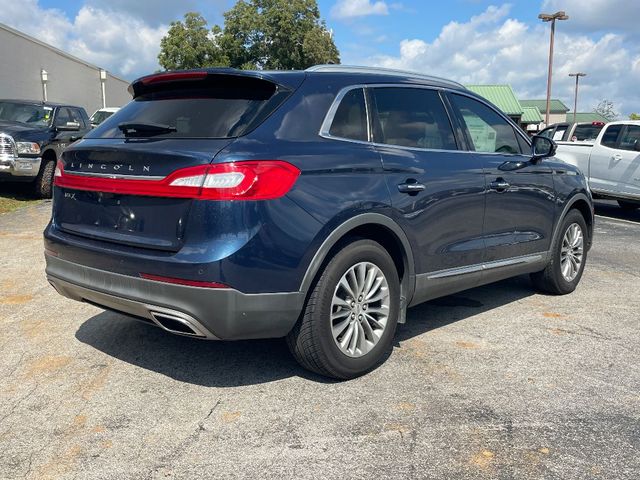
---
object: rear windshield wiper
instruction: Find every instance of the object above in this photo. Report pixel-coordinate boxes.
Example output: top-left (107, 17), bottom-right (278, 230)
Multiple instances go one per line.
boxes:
top-left (118, 122), bottom-right (177, 136)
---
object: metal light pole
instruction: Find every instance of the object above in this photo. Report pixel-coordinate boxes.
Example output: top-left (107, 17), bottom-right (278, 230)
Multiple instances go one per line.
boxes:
top-left (539, 11), bottom-right (569, 126)
top-left (40, 69), bottom-right (48, 102)
top-left (99, 69), bottom-right (107, 108)
top-left (569, 72), bottom-right (586, 123)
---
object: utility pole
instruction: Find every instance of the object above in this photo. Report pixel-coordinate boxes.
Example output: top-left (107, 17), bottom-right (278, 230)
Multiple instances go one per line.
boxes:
top-left (569, 72), bottom-right (586, 123)
top-left (539, 11), bottom-right (569, 126)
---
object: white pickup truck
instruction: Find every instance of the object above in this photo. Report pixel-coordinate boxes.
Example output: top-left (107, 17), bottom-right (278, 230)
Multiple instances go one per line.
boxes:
top-left (553, 120), bottom-right (640, 210)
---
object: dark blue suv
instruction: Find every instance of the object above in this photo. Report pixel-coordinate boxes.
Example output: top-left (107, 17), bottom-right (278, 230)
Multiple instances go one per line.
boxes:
top-left (44, 65), bottom-right (594, 379)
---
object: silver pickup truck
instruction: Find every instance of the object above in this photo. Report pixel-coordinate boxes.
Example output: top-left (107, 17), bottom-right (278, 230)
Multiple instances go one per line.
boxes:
top-left (553, 121), bottom-right (640, 210)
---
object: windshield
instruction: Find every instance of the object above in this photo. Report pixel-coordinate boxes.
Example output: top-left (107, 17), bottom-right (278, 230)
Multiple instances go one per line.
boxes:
top-left (90, 110), bottom-right (115, 125)
top-left (0, 101), bottom-right (53, 127)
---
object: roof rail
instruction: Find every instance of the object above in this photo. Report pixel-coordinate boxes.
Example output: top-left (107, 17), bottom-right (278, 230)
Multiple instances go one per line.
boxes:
top-left (306, 64), bottom-right (465, 89)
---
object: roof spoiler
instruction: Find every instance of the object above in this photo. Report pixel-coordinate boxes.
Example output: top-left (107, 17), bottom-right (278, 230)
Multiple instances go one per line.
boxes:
top-left (128, 68), bottom-right (305, 97)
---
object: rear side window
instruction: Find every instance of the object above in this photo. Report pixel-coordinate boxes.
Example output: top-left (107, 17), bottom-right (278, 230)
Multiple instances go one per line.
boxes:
top-left (450, 94), bottom-right (521, 154)
top-left (88, 76), bottom-right (283, 139)
top-left (328, 88), bottom-right (368, 141)
top-left (371, 88), bottom-right (457, 150)
top-left (619, 125), bottom-right (640, 151)
top-left (601, 125), bottom-right (623, 148)
top-left (573, 124), bottom-right (604, 142)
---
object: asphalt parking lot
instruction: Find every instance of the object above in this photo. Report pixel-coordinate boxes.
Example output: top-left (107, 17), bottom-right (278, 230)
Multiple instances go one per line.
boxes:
top-left (0, 200), bottom-right (638, 480)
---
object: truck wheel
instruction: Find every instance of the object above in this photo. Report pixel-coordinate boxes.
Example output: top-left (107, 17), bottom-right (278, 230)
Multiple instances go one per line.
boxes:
top-left (618, 200), bottom-right (639, 211)
top-left (287, 239), bottom-right (400, 380)
top-left (33, 158), bottom-right (56, 199)
top-left (531, 210), bottom-right (588, 295)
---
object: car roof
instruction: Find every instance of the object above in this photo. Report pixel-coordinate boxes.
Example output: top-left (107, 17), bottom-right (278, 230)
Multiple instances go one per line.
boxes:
top-left (95, 107), bottom-right (119, 112)
top-left (304, 65), bottom-right (466, 90)
top-left (0, 98), bottom-right (80, 108)
top-left (130, 65), bottom-right (468, 95)
top-left (605, 120), bottom-right (640, 126)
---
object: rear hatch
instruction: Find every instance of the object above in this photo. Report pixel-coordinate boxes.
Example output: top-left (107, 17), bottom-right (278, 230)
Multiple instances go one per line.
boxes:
top-left (53, 70), bottom-right (301, 251)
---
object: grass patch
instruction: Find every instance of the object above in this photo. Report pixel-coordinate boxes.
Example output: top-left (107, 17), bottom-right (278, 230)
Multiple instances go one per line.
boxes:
top-left (0, 183), bottom-right (42, 214)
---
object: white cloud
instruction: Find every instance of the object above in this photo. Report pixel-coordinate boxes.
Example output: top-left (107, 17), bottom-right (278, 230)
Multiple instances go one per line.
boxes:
top-left (0, 0), bottom-right (167, 79)
top-left (331, 0), bottom-right (389, 20)
top-left (360, 5), bottom-right (640, 116)
top-left (67, 7), bottom-right (167, 77)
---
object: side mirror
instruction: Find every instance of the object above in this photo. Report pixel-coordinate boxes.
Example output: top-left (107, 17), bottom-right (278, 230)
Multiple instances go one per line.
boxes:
top-left (531, 135), bottom-right (557, 161)
top-left (56, 121), bottom-right (81, 132)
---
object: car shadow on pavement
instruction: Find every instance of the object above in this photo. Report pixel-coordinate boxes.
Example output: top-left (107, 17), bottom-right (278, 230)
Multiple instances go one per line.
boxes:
top-left (75, 275), bottom-right (536, 387)
top-left (395, 274), bottom-right (535, 344)
top-left (593, 200), bottom-right (640, 223)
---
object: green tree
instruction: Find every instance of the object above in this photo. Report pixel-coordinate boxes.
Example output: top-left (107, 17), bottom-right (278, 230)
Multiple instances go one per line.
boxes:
top-left (157, 1), bottom-right (339, 71)
top-left (594, 99), bottom-right (618, 122)
top-left (158, 12), bottom-right (228, 70)
top-left (219, 0), bottom-right (340, 70)
top-left (630, 113), bottom-right (640, 120)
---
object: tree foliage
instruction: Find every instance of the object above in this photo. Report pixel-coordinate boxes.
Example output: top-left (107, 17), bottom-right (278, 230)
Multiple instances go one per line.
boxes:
top-left (158, 13), bottom-right (228, 70)
top-left (630, 113), bottom-right (640, 120)
top-left (594, 99), bottom-right (619, 122)
top-left (158, 1), bottom-right (339, 71)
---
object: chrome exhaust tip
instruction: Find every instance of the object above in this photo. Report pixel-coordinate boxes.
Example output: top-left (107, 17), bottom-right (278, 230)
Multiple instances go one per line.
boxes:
top-left (149, 311), bottom-right (207, 338)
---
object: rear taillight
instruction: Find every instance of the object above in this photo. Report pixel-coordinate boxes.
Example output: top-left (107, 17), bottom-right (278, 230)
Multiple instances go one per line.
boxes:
top-left (54, 161), bottom-right (300, 200)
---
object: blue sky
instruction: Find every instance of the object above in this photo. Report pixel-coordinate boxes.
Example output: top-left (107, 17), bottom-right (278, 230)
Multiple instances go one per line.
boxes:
top-left (2, 0), bottom-right (639, 115)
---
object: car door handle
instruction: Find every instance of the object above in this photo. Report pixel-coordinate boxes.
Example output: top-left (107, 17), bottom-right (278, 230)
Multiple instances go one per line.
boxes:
top-left (397, 180), bottom-right (426, 195)
top-left (612, 153), bottom-right (623, 161)
top-left (489, 180), bottom-right (510, 192)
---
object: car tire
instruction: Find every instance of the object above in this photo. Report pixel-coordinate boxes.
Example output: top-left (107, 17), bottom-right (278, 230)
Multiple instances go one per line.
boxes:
top-left (618, 200), bottom-right (639, 211)
top-left (33, 158), bottom-right (56, 199)
top-left (531, 209), bottom-right (588, 295)
top-left (287, 239), bottom-right (400, 380)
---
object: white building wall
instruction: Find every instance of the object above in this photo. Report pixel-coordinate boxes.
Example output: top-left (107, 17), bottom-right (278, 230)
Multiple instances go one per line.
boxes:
top-left (0, 23), bottom-right (132, 115)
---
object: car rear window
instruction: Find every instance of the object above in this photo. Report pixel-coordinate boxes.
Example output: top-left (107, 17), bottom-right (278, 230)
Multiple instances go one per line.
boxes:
top-left (87, 76), bottom-right (284, 139)
top-left (572, 124), bottom-right (603, 142)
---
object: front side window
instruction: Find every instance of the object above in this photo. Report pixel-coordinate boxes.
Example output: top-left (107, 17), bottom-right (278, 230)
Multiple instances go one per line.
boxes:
top-left (539, 127), bottom-right (554, 139)
top-left (370, 88), bottom-right (457, 150)
top-left (54, 108), bottom-right (72, 127)
top-left (450, 94), bottom-right (521, 154)
top-left (619, 125), bottom-right (640, 151)
top-left (601, 125), bottom-right (623, 148)
top-left (328, 88), bottom-right (368, 141)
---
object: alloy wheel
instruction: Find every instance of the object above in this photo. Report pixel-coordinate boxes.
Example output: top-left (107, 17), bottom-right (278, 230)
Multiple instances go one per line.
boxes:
top-left (560, 222), bottom-right (584, 282)
top-left (330, 261), bottom-right (390, 358)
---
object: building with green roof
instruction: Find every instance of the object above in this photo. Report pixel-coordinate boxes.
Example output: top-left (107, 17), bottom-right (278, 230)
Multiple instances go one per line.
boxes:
top-left (520, 99), bottom-right (569, 125)
top-left (465, 85), bottom-right (524, 123)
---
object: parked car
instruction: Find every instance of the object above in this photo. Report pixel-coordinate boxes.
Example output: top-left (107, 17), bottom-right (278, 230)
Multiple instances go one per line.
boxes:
top-left (539, 121), bottom-right (606, 143)
top-left (44, 66), bottom-right (594, 379)
top-left (554, 121), bottom-right (640, 210)
top-left (90, 107), bottom-right (119, 128)
top-left (0, 99), bottom-right (91, 197)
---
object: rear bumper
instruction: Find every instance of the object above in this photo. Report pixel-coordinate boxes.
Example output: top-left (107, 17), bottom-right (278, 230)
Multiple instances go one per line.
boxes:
top-left (45, 254), bottom-right (304, 340)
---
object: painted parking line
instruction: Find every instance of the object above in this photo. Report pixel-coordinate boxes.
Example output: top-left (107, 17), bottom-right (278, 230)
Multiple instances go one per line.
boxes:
top-left (595, 214), bottom-right (640, 226)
